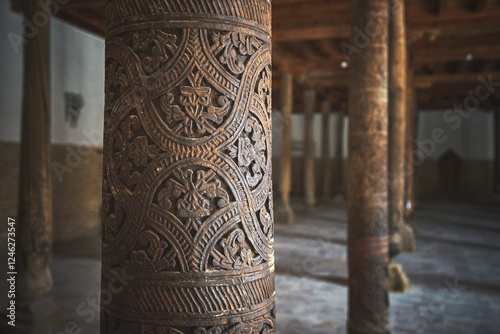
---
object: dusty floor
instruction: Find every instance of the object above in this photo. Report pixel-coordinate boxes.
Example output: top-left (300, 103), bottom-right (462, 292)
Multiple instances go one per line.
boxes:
top-left (2, 200), bottom-right (500, 333)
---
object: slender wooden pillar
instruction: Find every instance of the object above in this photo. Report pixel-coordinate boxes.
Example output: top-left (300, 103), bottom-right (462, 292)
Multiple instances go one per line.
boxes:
top-left (303, 89), bottom-right (317, 208)
top-left (5, 0), bottom-right (64, 332)
top-left (405, 68), bottom-right (417, 216)
top-left (320, 100), bottom-right (332, 204)
top-left (389, 0), bottom-right (415, 257)
top-left (102, 1), bottom-right (275, 332)
top-left (347, 0), bottom-right (390, 333)
top-left (494, 107), bottom-right (500, 195)
top-left (17, 0), bottom-right (53, 302)
top-left (278, 72), bottom-right (295, 224)
top-left (334, 111), bottom-right (345, 199)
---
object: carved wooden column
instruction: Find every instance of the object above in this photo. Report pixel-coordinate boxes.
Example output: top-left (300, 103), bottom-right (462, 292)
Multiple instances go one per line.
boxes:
top-left (347, 0), bottom-right (390, 333)
top-left (277, 72), bottom-right (294, 224)
top-left (389, 0), bottom-right (415, 259)
top-left (102, 1), bottom-right (275, 333)
top-left (494, 107), bottom-right (500, 196)
top-left (334, 110), bottom-right (345, 200)
top-left (320, 100), bottom-right (332, 205)
top-left (303, 89), bottom-right (317, 208)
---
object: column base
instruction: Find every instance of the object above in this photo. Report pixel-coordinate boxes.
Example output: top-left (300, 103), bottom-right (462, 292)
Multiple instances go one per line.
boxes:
top-left (348, 321), bottom-right (390, 334)
top-left (388, 262), bottom-right (410, 293)
top-left (0, 296), bottom-right (65, 334)
top-left (389, 223), bottom-right (417, 258)
top-left (304, 197), bottom-right (316, 211)
top-left (275, 206), bottom-right (294, 224)
top-left (400, 223), bottom-right (417, 253)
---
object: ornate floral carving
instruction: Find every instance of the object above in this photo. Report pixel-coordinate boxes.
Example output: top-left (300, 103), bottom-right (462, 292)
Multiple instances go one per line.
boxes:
top-left (160, 71), bottom-right (231, 136)
top-left (128, 29), bottom-right (178, 73)
top-left (260, 205), bottom-right (272, 236)
top-left (113, 115), bottom-right (159, 187)
top-left (211, 32), bottom-right (262, 75)
top-left (212, 229), bottom-right (262, 270)
top-left (156, 168), bottom-right (230, 232)
top-left (228, 117), bottom-right (267, 189)
top-left (105, 60), bottom-right (129, 108)
top-left (130, 230), bottom-right (177, 272)
top-left (256, 65), bottom-right (272, 115)
top-left (103, 2), bottom-right (274, 331)
top-left (192, 313), bottom-right (275, 334)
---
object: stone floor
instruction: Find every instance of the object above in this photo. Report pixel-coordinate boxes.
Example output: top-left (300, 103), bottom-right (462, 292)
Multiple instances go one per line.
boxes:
top-left (2, 200), bottom-right (500, 333)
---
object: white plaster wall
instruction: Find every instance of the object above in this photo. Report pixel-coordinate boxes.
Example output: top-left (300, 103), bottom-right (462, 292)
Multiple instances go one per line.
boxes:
top-left (271, 107), bottom-right (494, 162)
top-left (417, 109), bottom-right (494, 160)
top-left (0, 1), bottom-right (105, 146)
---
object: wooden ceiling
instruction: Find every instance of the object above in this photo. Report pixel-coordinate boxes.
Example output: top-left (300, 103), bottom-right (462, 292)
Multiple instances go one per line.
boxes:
top-left (11, 0), bottom-right (500, 112)
top-left (272, 0), bottom-right (500, 111)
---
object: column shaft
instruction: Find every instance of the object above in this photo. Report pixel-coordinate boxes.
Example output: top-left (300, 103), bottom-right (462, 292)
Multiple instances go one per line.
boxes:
top-left (321, 101), bottom-right (332, 203)
top-left (405, 68), bottom-right (417, 216)
top-left (102, 1), bottom-right (275, 332)
top-left (279, 73), bottom-right (294, 224)
top-left (335, 111), bottom-right (345, 197)
top-left (17, 0), bottom-right (53, 300)
top-left (495, 108), bottom-right (500, 195)
top-left (388, 0), bottom-right (415, 256)
top-left (347, 0), bottom-right (390, 333)
top-left (303, 90), bottom-right (317, 208)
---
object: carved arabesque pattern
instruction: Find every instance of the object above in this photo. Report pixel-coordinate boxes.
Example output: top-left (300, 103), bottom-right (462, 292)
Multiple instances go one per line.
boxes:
top-left (102, 0), bottom-right (273, 332)
top-left (159, 70), bottom-right (232, 137)
top-left (155, 167), bottom-right (231, 233)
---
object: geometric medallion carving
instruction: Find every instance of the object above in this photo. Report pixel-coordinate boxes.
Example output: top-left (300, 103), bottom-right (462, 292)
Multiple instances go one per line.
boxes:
top-left (102, 0), bottom-right (274, 333)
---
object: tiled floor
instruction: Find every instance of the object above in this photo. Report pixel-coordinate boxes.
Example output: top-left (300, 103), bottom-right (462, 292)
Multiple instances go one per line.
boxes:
top-left (1, 200), bottom-right (499, 333)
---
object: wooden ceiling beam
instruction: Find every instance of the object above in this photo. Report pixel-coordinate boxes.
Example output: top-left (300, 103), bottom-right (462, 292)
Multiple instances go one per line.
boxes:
top-left (415, 71), bottom-right (500, 88)
top-left (281, 69), bottom-right (500, 91)
top-left (273, 19), bottom-right (351, 42)
top-left (412, 45), bottom-right (500, 63)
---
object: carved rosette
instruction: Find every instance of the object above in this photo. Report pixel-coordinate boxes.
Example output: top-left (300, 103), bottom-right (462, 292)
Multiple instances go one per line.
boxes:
top-left (102, 1), bottom-right (274, 333)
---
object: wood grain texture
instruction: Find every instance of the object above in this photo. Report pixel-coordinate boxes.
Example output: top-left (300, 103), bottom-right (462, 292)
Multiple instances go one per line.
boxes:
top-left (102, 1), bottom-right (275, 332)
top-left (347, 0), bottom-right (390, 333)
top-left (494, 108), bottom-right (500, 195)
top-left (334, 111), bottom-right (344, 197)
top-left (17, 0), bottom-right (53, 301)
top-left (320, 100), bottom-right (332, 203)
top-left (303, 89), bottom-right (317, 208)
top-left (388, 0), bottom-right (415, 256)
top-left (277, 72), bottom-right (294, 224)
top-left (405, 68), bottom-right (417, 216)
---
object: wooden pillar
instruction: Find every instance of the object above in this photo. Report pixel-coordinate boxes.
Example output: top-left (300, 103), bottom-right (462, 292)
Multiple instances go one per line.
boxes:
top-left (320, 100), bottom-right (332, 204)
top-left (347, 0), bottom-right (390, 333)
top-left (101, 1), bottom-right (275, 332)
top-left (278, 72), bottom-right (295, 224)
top-left (405, 68), bottom-right (417, 216)
top-left (6, 0), bottom-right (64, 332)
top-left (389, 0), bottom-right (415, 257)
top-left (495, 107), bottom-right (500, 195)
top-left (334, 111), bottom-right (345, 199)
top-left (17, 0), bottom-right (53, 302)
top-left (303, 89), bottom-right (317, 208)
